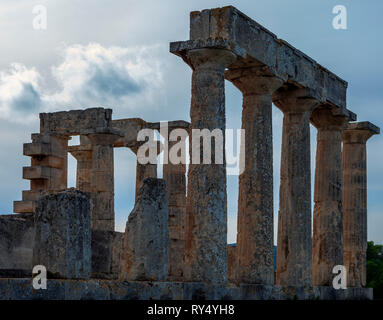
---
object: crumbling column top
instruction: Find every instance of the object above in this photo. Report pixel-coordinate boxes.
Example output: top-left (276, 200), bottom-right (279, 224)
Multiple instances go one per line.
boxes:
top-left (342, 121), bottom-right (380, 143)
top-left (225, 66), bottom-right (285, 95)
top-left (84, 127), bottom-right (124, 145)
top-left (273, 87), bottom-right (319, 114)
top-left (310, 104), bottom-right (356, 130)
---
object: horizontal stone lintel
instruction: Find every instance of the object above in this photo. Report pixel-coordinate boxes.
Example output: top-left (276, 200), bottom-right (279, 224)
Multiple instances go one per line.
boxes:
top-left (40, 108), bottom-right (113, 136)
top-left (171, 6), bottom-right (349, 109)
top-left (0, 279), bottom-right (373, 300)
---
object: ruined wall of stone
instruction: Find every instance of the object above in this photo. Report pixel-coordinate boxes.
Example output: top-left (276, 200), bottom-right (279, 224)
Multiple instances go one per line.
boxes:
top-left (0, 213), bottom-right (34, 272)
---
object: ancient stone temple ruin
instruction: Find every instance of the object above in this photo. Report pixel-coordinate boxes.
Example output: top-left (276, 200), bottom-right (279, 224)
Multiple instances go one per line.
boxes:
top-left (0, 6), bottom-right (380, 300)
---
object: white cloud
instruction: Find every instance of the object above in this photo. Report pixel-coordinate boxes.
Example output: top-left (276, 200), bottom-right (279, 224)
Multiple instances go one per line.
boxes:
top-left (0, 63), bottom-right (41, 123)
top-left (0, 43), bottom-right (165, 123)
top-left (47, 43), bottom-right (165, 116)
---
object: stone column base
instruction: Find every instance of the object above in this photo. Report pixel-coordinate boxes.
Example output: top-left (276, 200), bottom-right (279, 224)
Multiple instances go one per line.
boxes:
top-left (0, 279), bottom-right (373, 300)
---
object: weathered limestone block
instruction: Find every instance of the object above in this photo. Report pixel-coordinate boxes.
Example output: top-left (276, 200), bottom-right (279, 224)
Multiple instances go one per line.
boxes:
top-left (342, 122), bottom-right (380, 287)
top-left (226, 67), bottom-right (283, 285)
top-left (273, 87), bottom-right (318, 286)
top-left (180, 48), bottom-right (236, 284)
top-left (0, 213), bottom-right (34, 273)
top-left (119, 178), bottom-right (169, 281)
top-left (311, 106), bottom-right (351, 286)
top-left (32, 190), bottom-right (91, 279)
top-left (183, 6), bottom-right (348, 108)
top-left (14, 133), bottom-right (69, 214)
top-left (40, 108), bottom-right (112, 135)
top-left (91, 230), bottom-right (124, 279)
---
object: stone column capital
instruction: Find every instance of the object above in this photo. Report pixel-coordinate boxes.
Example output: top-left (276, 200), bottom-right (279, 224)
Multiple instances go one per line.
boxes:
top-left (68, 145), bottom-right (93, 161)
top-left (85, 129), bottom-right (123, 146)
top-left (273, 87), bottom-right (318, 114)
top-left (225, 67), bottom-right (284, 96)
top-left (186, 48), bottom-right (236, 72)
top-left (127, 140), bottom-right (163, 156)
top-left (310, 106), bottom-right (349, 131)
top-left (342, 122), bottom-right (380, 144)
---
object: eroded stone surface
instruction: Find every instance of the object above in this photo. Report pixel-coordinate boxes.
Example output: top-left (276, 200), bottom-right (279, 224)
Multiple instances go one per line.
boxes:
top-left (342, 122), bottom-right (379, 287)
top-left (311, 106), bottom-right (348, 286)
top-left (274, 88), bottom-right (318, 287)
top-left (0, 213), bottom-right (34, 272)
top-left (120, 178), bottom-right (169, 281)
top-left (91, 230), bottom-right (124, 280)
top-left (183, 48), bottom-right (236, 285)
top-left (226, 67), bottom-right (283, 285)
top-left (32, 189), bottom-right (91, 279)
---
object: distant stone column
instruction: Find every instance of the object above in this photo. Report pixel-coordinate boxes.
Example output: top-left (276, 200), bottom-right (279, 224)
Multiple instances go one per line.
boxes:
top-left (311, 107), bottom-right (349, 286)
top-left (342, 122), bottom-right (380, 287)
top-left (68, 136), bottom-right (93, 193)
top-left (183, 48), bottom-right (236, 284)
top-left (119, 178), bottom-right (169, 281)
top-left (226, 68), bottom-right (283, 285)
top-left (273, 88), bottom-right (318, 286)
top-left (32, 190), bottom-right (91, 279)
top-left (86, 130), bottom-right (121, 231)
top-left (162, 126), bottom-right (189, 281)
top-left (128, 140), bottom-right (161, 202)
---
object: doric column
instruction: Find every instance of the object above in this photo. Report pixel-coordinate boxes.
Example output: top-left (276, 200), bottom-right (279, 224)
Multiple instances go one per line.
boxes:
top-left (68, 136), bottom-right (93, 193)
top-left (86, 130), bottom-right (121, 231)
top-left (225, 67), bottom-right (283, 284)
top-left (128, 141), bottom-right (161, 202)
top-left (273, 88), bottom-right (318, 286)
top-left (161, 124), bottom-right (189, 281)
top-left (311, 106), bottom-right (350, 286)
top-left (342, 122), bottom-right (379, 287)
top-left (184, 48), bottom-right (236, 284)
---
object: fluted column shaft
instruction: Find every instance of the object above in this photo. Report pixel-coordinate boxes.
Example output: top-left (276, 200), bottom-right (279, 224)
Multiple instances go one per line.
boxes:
top-left (311, 107), bottom-right (347, 286)
top-left (226, 68), bottom-right (283, 284)
top-left (69, 143), bottom-right (93, 193)
top-left (129, 141), bottom-right (160, 202)
top-left (342, 122), bottom-right (379, 287)
top-left (184, 48), bottom-right (236, 284)
top-left (87, 133), bottom-right (120, 231)
top-left (164, 138), bottom-right (187, 280)
top-left (274, 88), bottom-right (318, 286)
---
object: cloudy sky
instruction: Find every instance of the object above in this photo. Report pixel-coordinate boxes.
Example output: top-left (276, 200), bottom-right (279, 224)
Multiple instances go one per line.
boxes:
top-left (0, 0), bottom-right (382, 244)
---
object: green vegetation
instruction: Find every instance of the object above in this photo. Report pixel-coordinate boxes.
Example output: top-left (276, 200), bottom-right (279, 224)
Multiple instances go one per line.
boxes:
top-left (367, 241), bottom-right (383, 299)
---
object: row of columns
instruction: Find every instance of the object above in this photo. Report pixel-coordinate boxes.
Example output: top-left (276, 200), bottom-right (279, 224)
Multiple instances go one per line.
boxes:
top-left (180, 47), bottom-right (379, 287)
